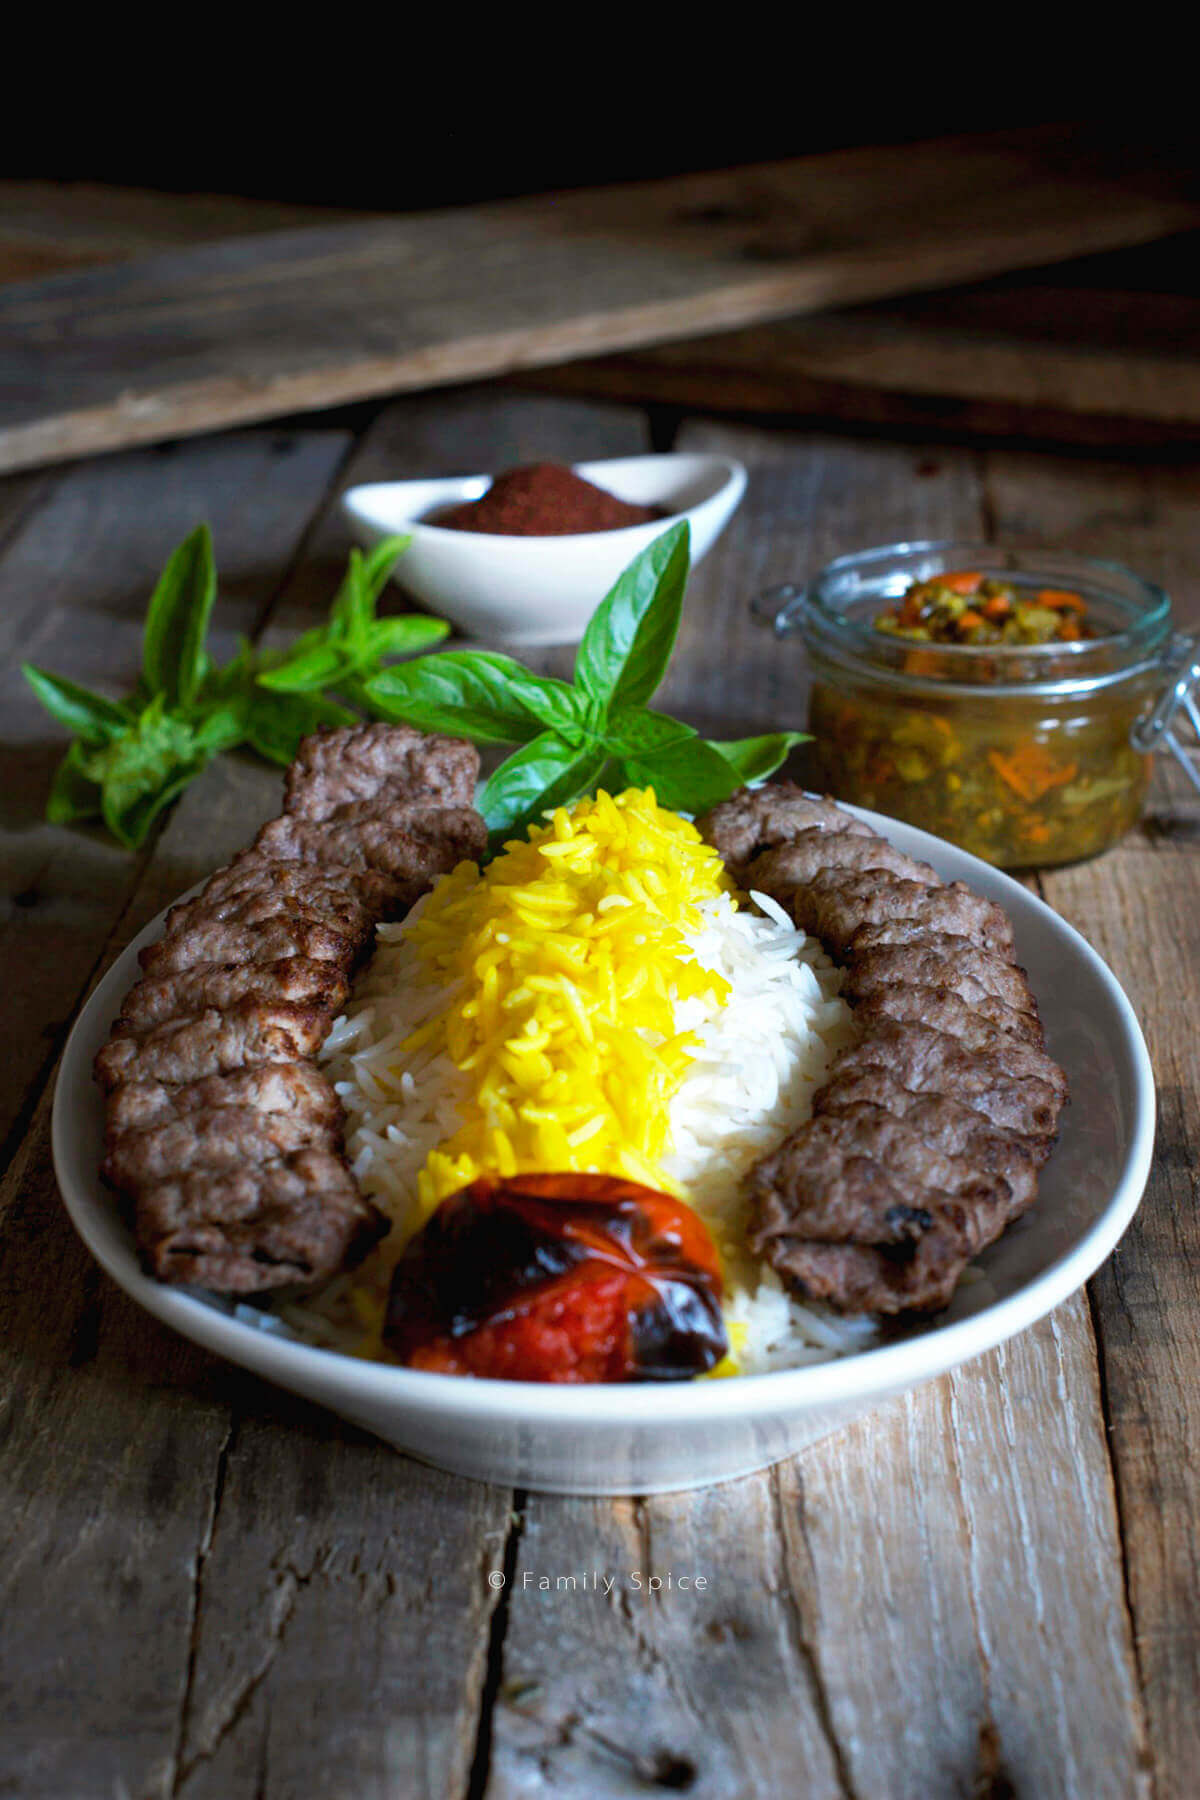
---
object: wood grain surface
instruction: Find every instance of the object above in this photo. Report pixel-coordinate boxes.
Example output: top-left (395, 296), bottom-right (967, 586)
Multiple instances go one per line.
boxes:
top-left (1, 387), bottom-right (1196, 1798)
top-left (529, 267), bottom-right (1200, 449)
top-left (2, 129), bottom-right (1198, 473)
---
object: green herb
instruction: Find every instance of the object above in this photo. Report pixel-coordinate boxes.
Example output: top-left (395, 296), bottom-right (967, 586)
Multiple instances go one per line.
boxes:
top-left (24, 526), bottom-right (442, 849)
top-left (257, 535), bottom-right (448, 708)
top-left (366, 520), bottom-right (808, 847)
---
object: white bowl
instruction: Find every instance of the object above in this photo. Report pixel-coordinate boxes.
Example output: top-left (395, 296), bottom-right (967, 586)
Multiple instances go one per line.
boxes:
top-left (52, 806), bottom-right (1154, 1495)
top-left (340, 453), bottom-right (747, 645)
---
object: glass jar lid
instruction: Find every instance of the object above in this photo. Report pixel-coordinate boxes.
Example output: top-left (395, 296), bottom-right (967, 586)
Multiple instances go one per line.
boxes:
top-left (756, 540), bottom-right (1174, 700)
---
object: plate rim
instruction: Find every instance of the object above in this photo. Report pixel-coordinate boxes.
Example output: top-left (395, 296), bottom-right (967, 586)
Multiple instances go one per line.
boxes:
top-left (51, 803), bottom-right (1156, 1427)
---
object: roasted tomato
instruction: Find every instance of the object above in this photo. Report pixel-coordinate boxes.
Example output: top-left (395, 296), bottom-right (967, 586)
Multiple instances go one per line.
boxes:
top-left (384, 1173), bottom-right (727, 1382)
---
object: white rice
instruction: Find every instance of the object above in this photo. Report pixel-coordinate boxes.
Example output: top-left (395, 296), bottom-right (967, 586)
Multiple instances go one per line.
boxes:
top-left (276, 885), bottom-right (878, 1373)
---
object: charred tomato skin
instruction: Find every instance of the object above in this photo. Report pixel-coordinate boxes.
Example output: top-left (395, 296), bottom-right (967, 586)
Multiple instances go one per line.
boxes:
top-left (384, 1172), bottom-right (728, 1383)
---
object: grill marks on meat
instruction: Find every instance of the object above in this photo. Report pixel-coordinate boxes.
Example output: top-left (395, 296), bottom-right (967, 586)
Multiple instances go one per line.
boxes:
top-left (788, 873), bottom-right (1015, 960)
top-left (117, 957), bottom-right (343, 1031)
top-left (136, 1150), bottom-right (381, 1291)
top-left (284, 719), bottom-right (478, 820)
top-left (700, 782), bottom-right (877, 877)
top-left (845, 942), bottom-right (1039, 1023)
top-left (105, 1062), bottom-right (341, 1135)
top-left (96, 1000), bottom-right (335, 1090)
top-left (746, 830), bottom-right (939, 894)
top-left (748, 1110), bottom-right (1013, 1249)
top-left (138, 918), bottom-right (360, 979)
top-left (95, 723), bottom-right (483, 1292)
top-left (698, 785), bottom-right (1066, 1314)
top-left (853, 985), bottom-right (1044, 1050)
top-left (254, 803), bottom-right (485, 888)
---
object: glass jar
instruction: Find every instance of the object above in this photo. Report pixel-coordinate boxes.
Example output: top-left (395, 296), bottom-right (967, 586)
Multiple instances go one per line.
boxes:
top-left (756, 542), bottom-right (1200, 869)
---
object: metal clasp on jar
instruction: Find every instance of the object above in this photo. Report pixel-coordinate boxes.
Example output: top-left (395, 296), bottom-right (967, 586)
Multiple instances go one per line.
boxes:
top-left (750, 584), bottom-right (807, 633)
top-left (1132, 633), bottom-right (1200, 797)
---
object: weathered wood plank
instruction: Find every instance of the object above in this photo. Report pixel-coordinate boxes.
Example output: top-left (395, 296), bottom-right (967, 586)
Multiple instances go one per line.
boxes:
top-left (169, 1404), bottom-right (510, 1800)
top-left (1, 130), bottom-right (1196, 472)
top-left (527, 265), bottom-right (1200, 448)
top-left (486, 1302), bottom-right (1145, 1800)
top-left (485, 1483), bottom-right (849, 1798)
top-left (14, 179), bottom-right (1200, 452)
top-left (658, 420), bottom-right (985, 742)
top-left (0, 179), bottom-right (346, 273)
top-left (964, 448), bottom-right (1200, 1798)
top-left (1043, 841), bottom-right (1200, 1797)
top-left (171, 1405), bottom-right (513, 1800)
top-left (0, 1085), bottom-right (241, 1800)
top-left (786, 1298), bottom-right (1147, 1799)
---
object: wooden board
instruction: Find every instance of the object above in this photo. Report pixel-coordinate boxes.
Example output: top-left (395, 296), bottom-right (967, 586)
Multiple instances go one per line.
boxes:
top-left (529, 268), bottom-right (1200, 448)
top-left (1, 388), bottom-right (1196, 1798)
top-left (977, 446), bottom-right (1200, 1793)
top-left (2, 129), bottom-right (1198, 473)
top-left (0, 181), bottom-right (348, 285)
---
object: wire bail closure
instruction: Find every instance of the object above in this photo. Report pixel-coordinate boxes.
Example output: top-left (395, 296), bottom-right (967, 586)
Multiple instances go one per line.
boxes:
top-left (1131, 633), bottom-right (1200, 797)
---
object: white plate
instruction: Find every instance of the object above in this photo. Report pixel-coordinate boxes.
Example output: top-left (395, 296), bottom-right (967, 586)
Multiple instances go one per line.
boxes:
top-left (341, 453), bottom-right (746, 645)
top-left (52, 808), bottom-right (1154, 1495)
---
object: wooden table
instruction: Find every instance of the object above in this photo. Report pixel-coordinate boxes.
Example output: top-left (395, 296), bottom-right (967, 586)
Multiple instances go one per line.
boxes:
top-left (1, 385), bottom-right (1197, 1800)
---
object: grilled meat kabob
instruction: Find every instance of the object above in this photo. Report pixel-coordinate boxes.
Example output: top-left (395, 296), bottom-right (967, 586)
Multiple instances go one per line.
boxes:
top-left (699, 785), bottom-right (1067, 1314)
top-left (94, 723), bottom-right (485, 1293)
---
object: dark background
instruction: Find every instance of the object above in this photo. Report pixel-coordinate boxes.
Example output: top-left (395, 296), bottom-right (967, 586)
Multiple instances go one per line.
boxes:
top-left (15, 111), bottom-right (1194, 212)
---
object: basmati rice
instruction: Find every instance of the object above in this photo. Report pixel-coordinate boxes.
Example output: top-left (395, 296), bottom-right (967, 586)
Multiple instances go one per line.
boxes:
top-left (278, 790), bottom-right (877, 1373)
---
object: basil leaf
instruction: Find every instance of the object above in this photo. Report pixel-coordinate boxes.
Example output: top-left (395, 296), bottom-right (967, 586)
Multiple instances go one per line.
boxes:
top-left (620, 736), bottom-right (746, 814)
top-left (22, 664), bottom-right (133, 744)
top-left (257, 643), bottom-right (348, 694)
top-left (367, 615), bottom-right (450, 659)
top-left (191, 702), bottom-right (251, 755)
top-left (91, 708), bottom-right (207, 848)
top-left (142, 524), bottom-right (216, 707)
top-left (102, 759), bottom-right (207, 849)
top-left (46, 741), bottom-right (102, 824)
top-left (331, 536), bottom-right (409, 639)
top-left (367, 652), bottom-right (586, 746)
top-left (573, 520), bottom-right (690, 714)
top-left (603, 706), bottom-right (696, 757)
top-left (480, 733), bottom-right (610, 847)
top-left (360, 534), bottom-right (412, 601)
top-left (244, 691), bottom-right (355, 765)
top-left (335, 550), bottom-right (372, 650)
top-left (709, 732), bottom-right (809, 785)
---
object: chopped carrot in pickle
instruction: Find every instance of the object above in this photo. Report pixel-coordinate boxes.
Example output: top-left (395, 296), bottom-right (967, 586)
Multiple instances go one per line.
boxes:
top-left (987, 743), bottom-right (1079, 803)
top-left (1037, 589), bottom-right (1087, 612)
top-left (939, 571), bottom-right (984, 594)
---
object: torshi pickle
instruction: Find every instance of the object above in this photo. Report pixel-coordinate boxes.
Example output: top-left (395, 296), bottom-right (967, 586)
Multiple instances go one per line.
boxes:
top-left (769, 546), bottom-right (1178, 871)
top-left (808, 680), bottom-right (1151, 868)
top-left (809, 572), bottom-right (1150, 865)
top-left (872, 570), bottom-right (1093, 647)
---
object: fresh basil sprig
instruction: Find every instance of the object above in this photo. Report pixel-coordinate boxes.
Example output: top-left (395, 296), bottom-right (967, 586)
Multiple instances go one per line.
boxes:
top-left (257, 535), bottom-right (448, 708)
top-left (366, 520), bottom-right (807, 846)
top-left (24, 525), bottom-right (441, 849)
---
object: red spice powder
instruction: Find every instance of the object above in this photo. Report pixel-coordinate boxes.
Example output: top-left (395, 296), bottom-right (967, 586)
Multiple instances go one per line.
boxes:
top-left (431, 462), bottom-right (665, 537)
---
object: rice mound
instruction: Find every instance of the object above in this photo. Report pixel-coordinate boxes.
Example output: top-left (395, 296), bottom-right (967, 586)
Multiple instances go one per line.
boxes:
top-left (280, 789), bottom-right (876, 1374)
